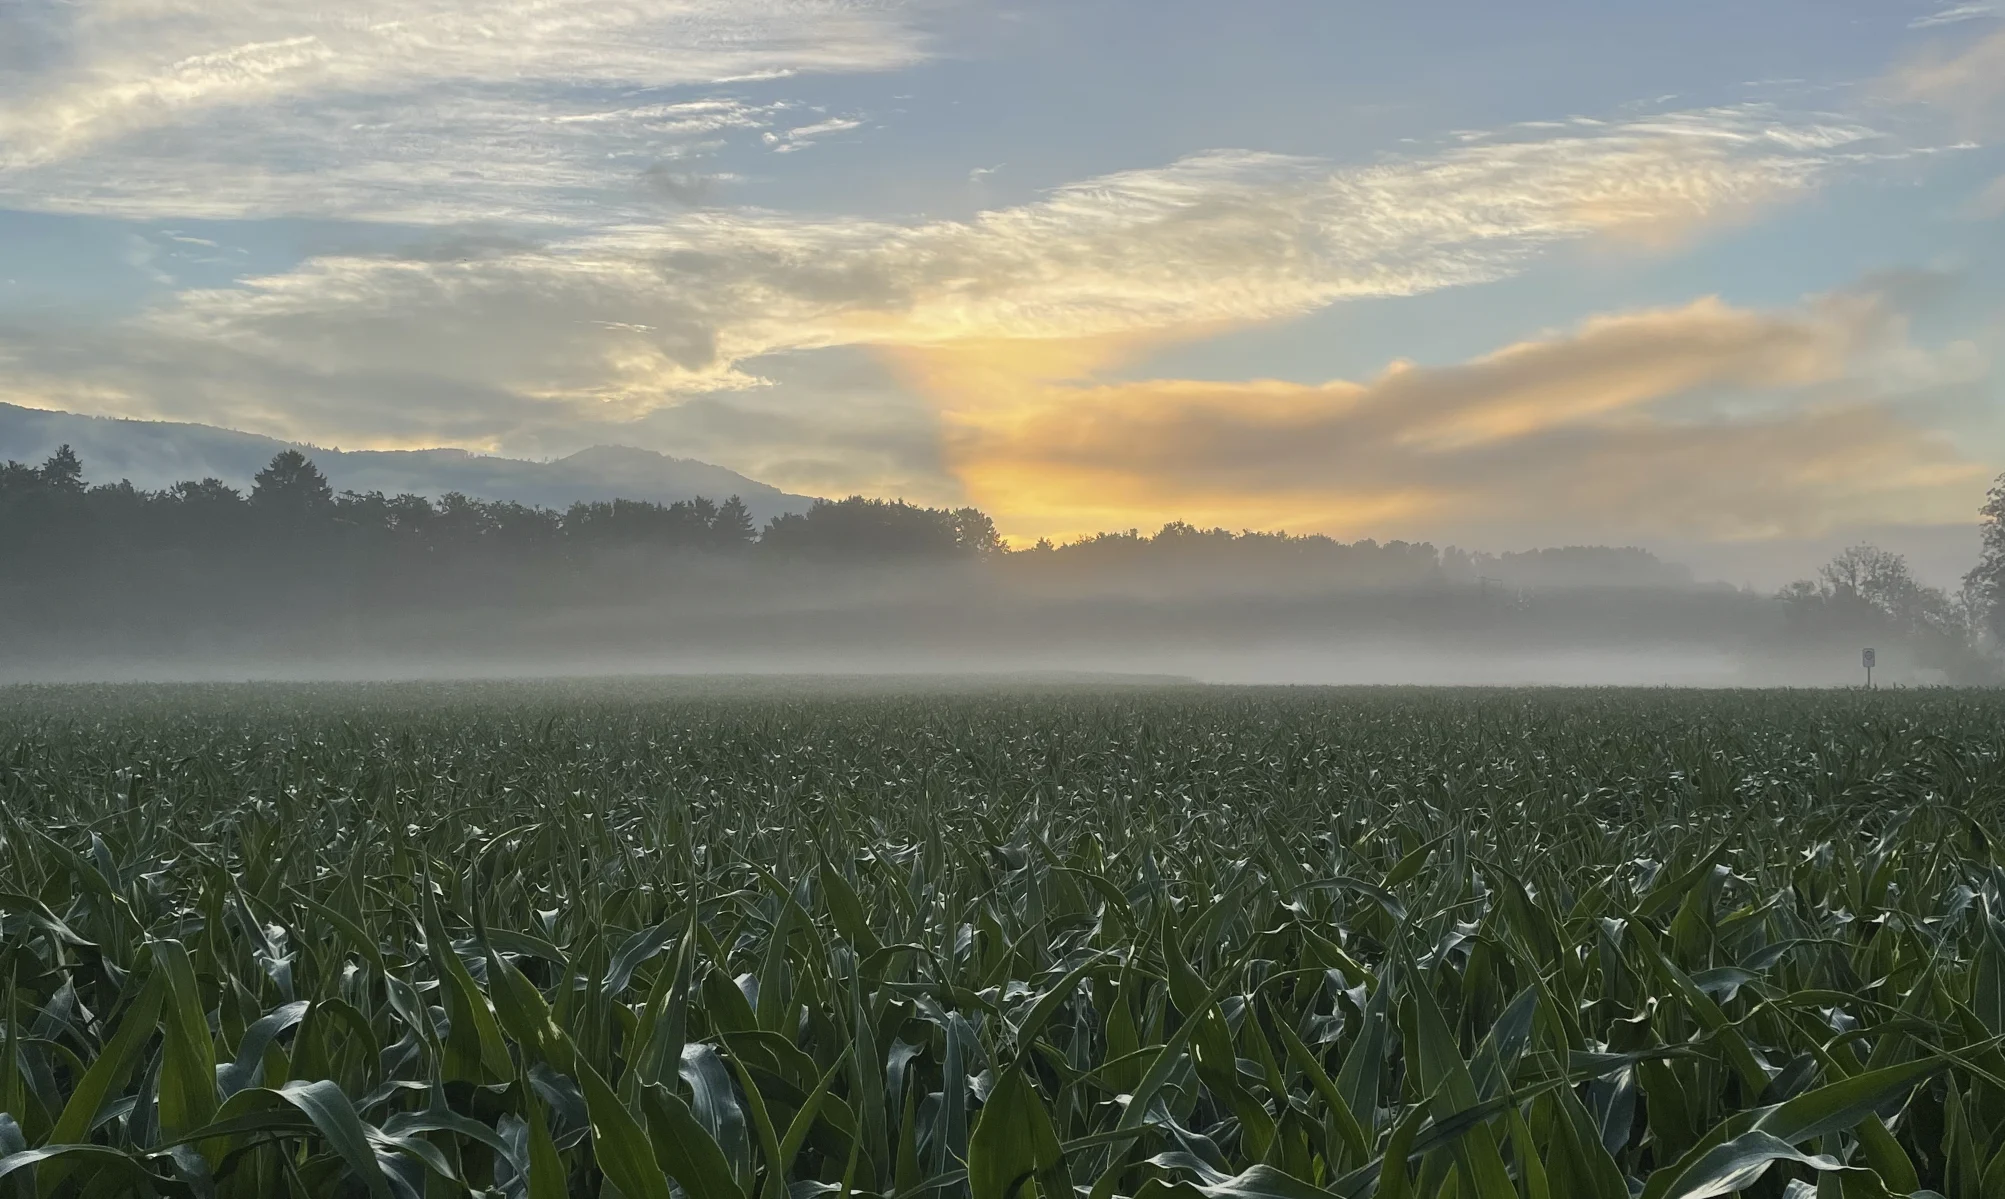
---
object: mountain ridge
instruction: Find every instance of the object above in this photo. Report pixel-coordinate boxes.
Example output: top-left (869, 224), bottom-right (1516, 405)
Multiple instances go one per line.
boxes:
top-left (0, 403), bottom-right (817, 520)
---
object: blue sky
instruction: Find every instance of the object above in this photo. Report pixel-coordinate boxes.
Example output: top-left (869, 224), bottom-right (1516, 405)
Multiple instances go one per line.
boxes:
top-left (1, 0), bottom-right (2001, 573)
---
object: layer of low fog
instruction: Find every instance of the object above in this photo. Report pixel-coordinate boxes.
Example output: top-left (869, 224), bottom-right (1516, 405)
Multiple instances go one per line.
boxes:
top-left (5, 447), bottom-right (2001, 687)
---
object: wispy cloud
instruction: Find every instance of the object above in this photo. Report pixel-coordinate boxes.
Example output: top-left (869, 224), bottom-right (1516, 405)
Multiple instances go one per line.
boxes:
top-left (0, 104), bottom-right (1899, 510)
top-left (126, 106), bottom-right (1882, 376)
top-left (766, 115), bottom-right (866, 152)
top-left (0, 0), bottom-right (933, 222)
top-left (1910, 3), bottom-right (1996, 27)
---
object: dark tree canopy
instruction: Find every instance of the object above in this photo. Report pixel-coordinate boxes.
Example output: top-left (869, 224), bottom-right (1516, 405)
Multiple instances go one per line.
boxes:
top-left (760, 496), bottom-right (992, 559)
top-left (713, 495), bottom-right (756, 548)
top-left (39, 444), bottom-right (84, 492)
top-left (251, 449), bottom-right (334, 513)
top-left (1967, 475), bottom-right (2005, 646)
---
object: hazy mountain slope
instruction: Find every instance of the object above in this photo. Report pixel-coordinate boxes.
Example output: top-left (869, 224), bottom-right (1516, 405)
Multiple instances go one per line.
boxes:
top-left (0, 404), bottom-right (815, 519)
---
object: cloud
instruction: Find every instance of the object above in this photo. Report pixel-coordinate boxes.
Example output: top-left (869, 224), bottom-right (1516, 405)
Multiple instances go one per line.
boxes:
top-left (0, 104), bottom-right (1919, 511)
top-left (915, 292), bottom-right (1988, 544)
top-left (0, 0), bottom-right (932, 222)
top-left (104, 104), bottom-right (1878, 364)
top-left (1910, 3), bottom-right (1996, 27)
top-left (642, 167), bottom-right (732, 207)
top-left (765, 115), bottom-right (866, 152)
top-left (1887, 26), bottom-right (2005, 134)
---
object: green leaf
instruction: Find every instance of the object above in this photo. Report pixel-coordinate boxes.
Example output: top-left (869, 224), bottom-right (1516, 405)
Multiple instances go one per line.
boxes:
top-left (484, 937), bottom-right (576, 1075)
top-left (523, 1077), bottom-right (570, 1199)
top-left (1012, 951), bottom-right (1111, 1061)
top-left (0, 1144), bottom-right (162, 1195)
top-left (1753, 1057), bottom-right (1944, 1144)
top-left (1143, 1154), bottom-right (1340, 1199)
top-left (244, 1080), bottom-right (396, 1199)
top-left (821, 857), bottom-right (884, 957)
top-left (149, 939), bottom-right (219, 1146)
top-left (421, 886), bottom-right (514, 1084)
top-left (1273, 1002), bottom-right (1368, 1172)
top-left (1403, 954), bottom-right (1517, 1199)
top-left (641, 1083), bottom-right (746, 1199)
top-left (1642, 1059), bottom-right (1942, 1199)
top-left (577, 1058), bottom-right (676, 1199)
top-left (46, 970), bottom-right (165, 1146)
top-left (1373, 1102), bottom-right (1430, 1199)
top-left (1384, 837), bottom-right (1445, 891)
top-left (1648, 1130), bottom-right (1849, 1199)
top-left (969, 1069), bottom-right (1068, 1199)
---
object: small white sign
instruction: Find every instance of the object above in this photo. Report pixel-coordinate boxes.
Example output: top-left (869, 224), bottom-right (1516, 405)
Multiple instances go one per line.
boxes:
top-left (1862, 648), bottom-right (1876, 669)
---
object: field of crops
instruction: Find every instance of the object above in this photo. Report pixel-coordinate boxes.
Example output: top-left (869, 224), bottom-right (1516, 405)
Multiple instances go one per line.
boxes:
top-left (4, 681), bottom-right (2005, 1199)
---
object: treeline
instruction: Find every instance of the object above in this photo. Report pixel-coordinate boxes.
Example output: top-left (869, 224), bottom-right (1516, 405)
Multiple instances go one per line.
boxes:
top-left (0, 446), bottom-right (1471, 582)
top-left (5, 445), bottom-right (2005, 681)
top-left (0, 447), bottom-right (1002, 562)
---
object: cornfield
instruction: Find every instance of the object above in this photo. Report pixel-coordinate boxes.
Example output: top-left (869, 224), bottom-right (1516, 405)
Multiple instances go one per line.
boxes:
top-left (4, 681), bottom-right (2005, 1199)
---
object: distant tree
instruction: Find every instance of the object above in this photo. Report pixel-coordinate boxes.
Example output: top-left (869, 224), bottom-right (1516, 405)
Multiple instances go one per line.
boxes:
top-left (1819, 545), bottom-right (1909, 606)
top-left (1965, 472), bottom-right (2005, 649)
top-left (760, 496), bottom-right (967, 558)
top-left (169, 478), bottom-right (244, 507)
top-left (387, 493), bottom-right (435, 534)
top-left (1816, 545), bottom-right (1962, 639)
top-left (951, 507), bottom-right (1005, 557)
top-left (336, 490), bottom-right (435, 536)
top-left (1778, 543), bottom-right (1971, 674)
top-left (435, 491), bottom-right (497, 541)
top-left (0, 459), bottom-right (43, 498)
top-left (1774, 578), bottom-right (1822, 610)
top-left (250, 450), bottom-right (334, 514)
top-left (565, 497), bottom-right (711, 550)
top-left (713, 495), bottom-right (756, 547)
top-left (39, 444), bottom-right (85, 492)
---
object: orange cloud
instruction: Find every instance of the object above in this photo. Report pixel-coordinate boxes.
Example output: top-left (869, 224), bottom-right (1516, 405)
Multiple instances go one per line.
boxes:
top-left (882, 294), bottom-right (1982, 545)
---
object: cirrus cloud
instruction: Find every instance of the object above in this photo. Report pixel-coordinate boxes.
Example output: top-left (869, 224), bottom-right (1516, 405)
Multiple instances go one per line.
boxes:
top-left (0, 0), bottom-right (929, 222)
top-left (63, 104), bottom-right (1885, 404)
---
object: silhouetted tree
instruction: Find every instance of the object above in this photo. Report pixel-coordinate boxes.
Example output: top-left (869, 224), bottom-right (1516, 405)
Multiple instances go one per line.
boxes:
top-left (1027, 522), bottom-right (1442, 588)
top-left (951, 507), bottom-right (1005, 557)
top-left (1777, 543), bottom-right (1971, 676)
top-left (39, 445), bottom-right (84, 492)
top-left (1965, 473), bottom-right (2005, 651)
top-left (169, 478), bottom-right (244, 508)
top-left (250, 450), bottom-right (333, 514)
top-left (760, 496), bottom-right (968, 559)
top-left (0, 458), bottom-right (43, 498)
top-left (713, 495), bottom-right (756, 548)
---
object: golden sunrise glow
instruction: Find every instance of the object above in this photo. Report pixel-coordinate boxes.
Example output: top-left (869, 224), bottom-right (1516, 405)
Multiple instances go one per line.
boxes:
top-left (852, 294), bottom-right (1970, 544)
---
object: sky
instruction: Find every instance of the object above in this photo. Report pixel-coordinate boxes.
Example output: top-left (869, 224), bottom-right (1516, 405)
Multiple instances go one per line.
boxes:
top-left (1, 0), bottom-right (2002, 572)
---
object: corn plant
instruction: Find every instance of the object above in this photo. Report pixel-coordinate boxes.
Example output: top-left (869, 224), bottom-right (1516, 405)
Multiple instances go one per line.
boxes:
top-left (2, 681), bottom-right (2003, 1199)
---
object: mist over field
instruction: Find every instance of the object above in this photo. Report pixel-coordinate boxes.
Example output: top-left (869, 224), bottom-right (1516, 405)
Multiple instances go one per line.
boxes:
top-left (0, 579), bottom-right (1894, 687)
top-left (3, 442), bottom-right (1993, 686)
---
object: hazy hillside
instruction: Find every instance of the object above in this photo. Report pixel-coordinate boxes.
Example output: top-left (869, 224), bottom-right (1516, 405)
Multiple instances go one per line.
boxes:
top-left (0, 404), bottom-right (815, 520)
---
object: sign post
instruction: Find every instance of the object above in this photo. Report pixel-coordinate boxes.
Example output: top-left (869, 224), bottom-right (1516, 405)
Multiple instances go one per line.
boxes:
top-left (1862, 647), bottom-right (1876, 689)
